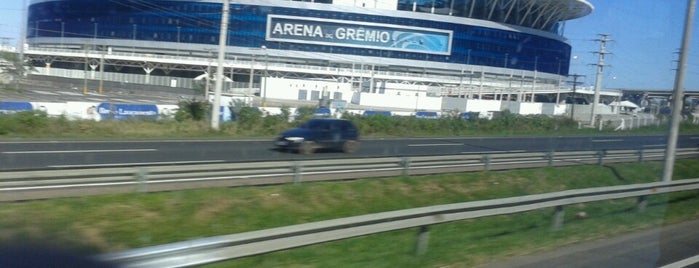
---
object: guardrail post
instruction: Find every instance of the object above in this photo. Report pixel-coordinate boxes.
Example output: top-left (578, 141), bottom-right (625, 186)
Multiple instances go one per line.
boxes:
top-left (414, 226), bottom-right (430, 255)
top-left (637, 149), bottom-right (644, 163)
top-left (597, 150), bottom-right (606, 166)
top-left (400, 157), bottom-right (411, 177)
top-left (552, 205), bottom-right (565, 230)
top-left (135, 168), bottom-right (148, 193)
top-left (292, 162), bottom-right (302, 184)
top-left (637, 196), bottom-right (647, 213)
top-left (546, 151), bottom-right (555, 167)
top-left (482, 155), bottom-right (491, 171)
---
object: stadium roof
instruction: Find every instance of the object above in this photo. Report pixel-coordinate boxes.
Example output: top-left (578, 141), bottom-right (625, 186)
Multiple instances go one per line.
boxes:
top-left (429, 0), bottom-right (594, 31)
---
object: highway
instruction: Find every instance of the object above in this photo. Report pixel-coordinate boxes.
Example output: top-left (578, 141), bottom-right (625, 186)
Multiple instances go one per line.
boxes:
top-left (482, 218), bottom-right (699, 268)
top-left (1, 134), bottom-right (697, 170)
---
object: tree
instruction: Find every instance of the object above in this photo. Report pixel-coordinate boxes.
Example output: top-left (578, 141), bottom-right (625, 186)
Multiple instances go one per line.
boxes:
top-left (0, 51), bottom-right (34, 86)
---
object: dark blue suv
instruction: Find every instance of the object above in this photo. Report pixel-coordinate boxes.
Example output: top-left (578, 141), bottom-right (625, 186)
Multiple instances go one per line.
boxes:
top-left (274, 118), bottom-right (360, 154)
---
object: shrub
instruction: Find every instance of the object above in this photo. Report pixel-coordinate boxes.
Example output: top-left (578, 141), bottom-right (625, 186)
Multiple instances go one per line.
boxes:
top-left (0, 111), bottom-right (49, 135)
top-left (237, 107), bottom-right (263, 130)
top-left (175, 99), bottom-right (210, 122)
top-left (294, 106), bottom-right (317, 123)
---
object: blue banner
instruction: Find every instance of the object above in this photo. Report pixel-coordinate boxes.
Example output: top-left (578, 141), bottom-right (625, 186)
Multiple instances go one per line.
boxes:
top-left (0, 102), bottom-right (33, 114)
top-left (267, 15), bottom-right (452, 55)
top-left (97, 103), bottom-right (159, 120)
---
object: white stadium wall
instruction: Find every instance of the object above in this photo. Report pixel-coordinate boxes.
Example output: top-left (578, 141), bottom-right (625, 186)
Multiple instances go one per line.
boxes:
top-left (464, 100), bottom-right (503, 116)
top-left (542, 103), bottom-right (568, 116)
top-left (507, 102), bottom-right (543, 115)
top-left (356, 92), bottom-right (442, 111)
top-left (263, 77), bottom-right (354, 103)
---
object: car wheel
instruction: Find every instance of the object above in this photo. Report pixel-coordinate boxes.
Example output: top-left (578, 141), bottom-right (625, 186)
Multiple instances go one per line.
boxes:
top-left (298, 141), bottom-right (316, 155)
top-left (342, 140), bottom-right (359, 153)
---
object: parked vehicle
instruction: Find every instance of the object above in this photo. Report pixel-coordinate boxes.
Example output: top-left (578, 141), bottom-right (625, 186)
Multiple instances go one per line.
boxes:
top-left (274, 118), bottom-right (360, 154)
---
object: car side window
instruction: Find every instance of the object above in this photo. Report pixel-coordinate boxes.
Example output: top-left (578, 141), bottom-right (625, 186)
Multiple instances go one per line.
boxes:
top-left (340, 121), bottom-right (351, 131)
top-left (307, 120), bottom-right (321, 130)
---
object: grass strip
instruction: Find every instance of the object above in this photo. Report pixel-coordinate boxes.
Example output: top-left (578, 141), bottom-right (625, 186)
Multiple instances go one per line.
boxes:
top-left (0, 159), bottom-right (697, 267)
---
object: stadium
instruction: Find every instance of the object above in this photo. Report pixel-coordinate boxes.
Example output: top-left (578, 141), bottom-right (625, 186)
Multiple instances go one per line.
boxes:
top-left (22, 0), bottom-right (605, 115)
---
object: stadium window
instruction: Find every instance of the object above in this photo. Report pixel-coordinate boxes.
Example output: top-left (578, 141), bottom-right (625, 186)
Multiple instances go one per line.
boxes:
top-left (298, 90), bottom-right (308, 100)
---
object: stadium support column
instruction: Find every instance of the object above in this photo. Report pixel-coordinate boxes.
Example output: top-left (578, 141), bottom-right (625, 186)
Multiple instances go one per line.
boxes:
top-left (132, 24), bottom-right (137, 55)
top-left (556, 59), bottom-right (562, 103)
top-left (143, 63), bottom-right (154, 84)
top-left (370, 65), bottom-right (375, 94)
top-left (248, 56), bottom-right (255, 96)
top-left (590, 34), bottom-right (611, 127)
top-left (468, 67), bottom-right (474, 99)
top-left (663, 0), bottom-right (696, 182)
top-left (83, 46), bottom-right (89, 94)
top-left (60, 22), bottom-right (65, 46)
top-left (478, 67), bottom-right (484, 99)
top-left (99, 50), bottom-right (104, 94)
top-left (211, 0), bottom-right (230, 130)
top-left (262, 45), bottom-right (268, 107)
top-left (532, 56), bottom-right (538, 103)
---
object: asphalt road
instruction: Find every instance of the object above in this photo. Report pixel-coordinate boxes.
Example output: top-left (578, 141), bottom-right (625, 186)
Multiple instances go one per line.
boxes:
top-left (481, 218), bottom-right (699, 268)
top-left (1, 134), bottom-right (698, 170)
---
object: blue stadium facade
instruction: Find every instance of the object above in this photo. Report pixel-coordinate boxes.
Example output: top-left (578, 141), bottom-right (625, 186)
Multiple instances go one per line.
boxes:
top-left (25, 0), bottom-right (593, 100)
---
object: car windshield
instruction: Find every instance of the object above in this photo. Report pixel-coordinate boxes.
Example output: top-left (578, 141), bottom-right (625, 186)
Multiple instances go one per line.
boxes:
top-left (1, 0), bottom-right (698, 267)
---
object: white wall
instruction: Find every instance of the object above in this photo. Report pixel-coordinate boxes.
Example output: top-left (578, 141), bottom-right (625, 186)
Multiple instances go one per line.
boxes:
top-left (542, 103), bottom-right (567, 116)
top-left (464, 99), bottom-right (502, 115)
top-left (357, 92), bottom-right (442, 111)
top-left (263, 77), bottom-right (354, 103)
top-left (508, 102), bottom-right (543, 115)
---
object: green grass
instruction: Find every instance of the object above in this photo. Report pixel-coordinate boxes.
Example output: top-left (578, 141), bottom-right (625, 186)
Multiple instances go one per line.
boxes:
top-left (0, 160), bottom-right (698, 267)
top-left (1, 110), bottom-right (698, 139)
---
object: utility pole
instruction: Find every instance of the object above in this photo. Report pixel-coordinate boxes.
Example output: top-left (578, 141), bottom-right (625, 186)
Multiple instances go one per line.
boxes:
top-left (590, 34), bottom-right (611, 127)
top-left (662, 0), bottom-right (696, 182)
top-left (211, 0), bottom-right (230, 130)
top-left (19, 0), bottom-right (27, 61)
top-left (567, 74), bottom-right (585, 120)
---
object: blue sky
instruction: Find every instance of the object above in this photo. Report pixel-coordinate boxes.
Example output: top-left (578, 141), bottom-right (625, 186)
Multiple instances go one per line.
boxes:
top-left (0, 0), bottom-right (697, 90)
top-left (565, 0), bottom-right (699, 90)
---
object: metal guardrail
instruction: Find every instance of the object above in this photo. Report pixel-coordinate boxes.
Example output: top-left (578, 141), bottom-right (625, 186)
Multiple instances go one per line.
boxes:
top-left (1, 148), bottom-right (697, 202)
top-left (95, 177), bottom-right (699, 267)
